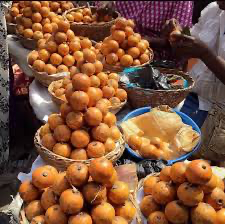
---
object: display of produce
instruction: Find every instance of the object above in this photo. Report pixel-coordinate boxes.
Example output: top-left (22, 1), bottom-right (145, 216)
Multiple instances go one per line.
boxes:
top-left (38, 67), bottom-right (126, 160)
top-left (121, 106), bottom-right (200, 160)
top-left (138, 160), bottom-right (225, 224)
top-left (15, 1), bottom-right (73, 41)
top-left (65, 7), bottom-right (116, 23)
top-left (48, 72), bottom-right (127, 110)
top-left (97, 17), bottom-right (153, 68)
top-left (19, 159), bottom-right (137, 224)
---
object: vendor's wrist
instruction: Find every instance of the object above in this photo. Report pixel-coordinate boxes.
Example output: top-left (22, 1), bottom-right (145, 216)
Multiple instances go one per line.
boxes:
top-left (201, 47), bottom-right (214, 62)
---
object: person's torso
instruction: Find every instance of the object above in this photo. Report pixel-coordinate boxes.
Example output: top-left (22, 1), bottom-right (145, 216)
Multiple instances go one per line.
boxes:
top-left (190, 2), bottom-right (225, 110)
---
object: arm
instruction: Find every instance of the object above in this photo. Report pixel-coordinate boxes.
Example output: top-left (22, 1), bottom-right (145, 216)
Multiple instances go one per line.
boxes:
top-left (201, 49), bottom-right (225, 85)
top-left (143, 36), bottom-right (170, 49)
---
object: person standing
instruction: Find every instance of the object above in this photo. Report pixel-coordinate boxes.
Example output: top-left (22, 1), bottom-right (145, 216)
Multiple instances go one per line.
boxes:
top-left (168, 1), bottom-right (225, 164)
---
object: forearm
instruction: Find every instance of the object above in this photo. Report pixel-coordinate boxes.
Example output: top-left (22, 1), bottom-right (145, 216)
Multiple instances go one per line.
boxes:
top-left (201, 50), bottom-right (225, 85)
top-left (144, 37), bottom-right (169, 49)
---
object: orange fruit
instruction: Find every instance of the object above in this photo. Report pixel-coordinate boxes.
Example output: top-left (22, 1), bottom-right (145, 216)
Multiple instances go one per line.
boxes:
top-left (106, 53), bottom-right (118, 65)
top-left (44, 64), bottom-right (57, 75)
top-left (51, 22), bottom-right (58, 33)
top-left (112, 30), bottom-right (126, 43)
top-left (32, 23), bottom-right (42, 32)
top-left (50, 2), bottom-right (60, 12)
top-left (83, 16), bottom-right (92, 23)
top-left (58, 20), bottom-right (70, 33)
top-left (10, 7), bottom-right (20, 17)
top-left (120, 55), bottom-right (133, 67)
top-left (137, 42), bottom-right (147, 54)
top-left (66, 13), bottom-right (74, 22)
top-left (140, 54), bottom-right (150, 64)
top-left (127, 35), bottom-right (139, 47)
top-left (57, 64), bottom-right (69, 73)
top-left (66, 29), bottom-right (75, 42)
top-left (55, 32), bottom-right (68, 44)
top-left (40, 6), bottom-right (50, 18)
top-left (81, 63), bottom-right (96, 76)
top-left (22, 7), bottom-right (32, 17)
top-left (133, 59), bottom-right (141, 66)
top-left (31, 1), bottom-right (42, 12)
top-left (32, 12), bottom-right (42, 23)
top-left (83, 49), bottom-right (96, 63)
top-left (94, 60), bottom-right (103, 73)
top-left (63, 54), bottom-right (75, 67)
top-left (73, 12), bottom-right (83, 22)
top-left (23, 29), bottom-right (33, 39)
top-left (22, 17), bottom-right (33, 29)
top-left (127, 47), bottom-right (140, 59)
top-left (33, 31), bottom-right (44, 40)
top-left (33, 60), bottom-right (45, 72)
top-left (125, 26), bottom-right (134, 37)
top-left (58, 43), bottom-right (70, 56)
top-left (116, 48), bottom-right (125, 59)
top-left (80, 38), bottom-right (92, 49)
top-left (115, 18), bottom-right (127, 30)
top-left (73, 51), bottom-right (83, 61)
top-left (38, 49), bottom-right (50, 63)
top-left (46, 41), bottom-right (58, 53)
top-left (127, 19), bottom-right (135, 28)
top-left (43, 23), bottom-right (53, 33)
top-left (50, 53), bottom-right (63, 66)
top-left (28, 51), bottom-right (39, 66)
top-left (69, 41), bottom-right (81, 52)
top-left (41, 18), bottom-right (51, 26)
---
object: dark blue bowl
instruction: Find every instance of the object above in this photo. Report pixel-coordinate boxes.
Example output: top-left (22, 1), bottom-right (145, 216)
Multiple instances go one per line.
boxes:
top-left (121, 107), bottom-right (201, 165)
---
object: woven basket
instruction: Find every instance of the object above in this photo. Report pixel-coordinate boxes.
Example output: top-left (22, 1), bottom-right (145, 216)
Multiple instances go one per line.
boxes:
top-left (17, 33), bottom-right (37, 50)
top-left (34, 128), bottom-right (125, 171)
top-left (63, 7), bottom-right (120, 42)
top-left (120, 68), bottom-right (195, 109)
top-left (7, 23), bottom-right (17, 35)
top-left (103, 48), bottom-right (154, 73)
top-left (19, 194), bottom-right (139, 224)
top-left (48, 79), bottom-right (127, 114)
top-left (134, 172), bottom-right (160, 224)
top-left (28, 61), bottom-right (69, 87)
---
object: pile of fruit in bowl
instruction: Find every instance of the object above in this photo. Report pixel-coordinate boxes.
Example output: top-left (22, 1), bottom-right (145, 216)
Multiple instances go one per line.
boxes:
top-left (19, 158), bottom-right (137, 224)
top-left (137, 160), bottom-right (225, 224)
top-left (49, 72), bottom-right (127, 110)
top-left (97, 17), bottom-right (153, 68)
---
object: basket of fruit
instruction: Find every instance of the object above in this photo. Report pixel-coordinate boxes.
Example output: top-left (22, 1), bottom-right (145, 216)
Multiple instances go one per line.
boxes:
top-left (120, 67), bottom-right (194, 109)
top-left (135, 160), bottom-right (225, 224)
top-left (19, 161), bottom-right (140, 224)
top-left (26, 19), bottom-right (102, 87)
top-left (34, 74), bottom-right (126, 170)
top-left (121, 106), bottom-right (201, 164)
top-left (96, 17), bottom-right (154, 73)
top-left (5, 1), bottom-right (23, 35)
top-left (63, 6), bottom-right (120, 42)
top-left (48, 72), bottom-right (128, 114)
top-left (15, 1), bottom-right (74, 50)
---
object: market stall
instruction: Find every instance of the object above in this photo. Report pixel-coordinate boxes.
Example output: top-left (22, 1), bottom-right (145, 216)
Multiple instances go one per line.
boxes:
top-left (3, 1), bottom-right (225, 224)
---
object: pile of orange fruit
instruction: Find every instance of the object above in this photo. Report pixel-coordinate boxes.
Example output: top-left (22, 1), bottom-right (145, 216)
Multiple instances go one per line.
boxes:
top-left (5, 1), bottom-right (24, 24)
top-left (51, 72), bottom-right (127, 107)
top-left (65, 7), bottom-right (114, 23)
top-left (27, 19), bottom-right (100, 75)
top-left (98, 17), bottom-right (152, 67)
top-left (140, 160), bottom-right (225, 224)
top-left (15, 1), bottom-right (73, 40)
top-left (39, 65), bottom-right (127, 159)
top-left (19, 159), bottom-right (136, 224)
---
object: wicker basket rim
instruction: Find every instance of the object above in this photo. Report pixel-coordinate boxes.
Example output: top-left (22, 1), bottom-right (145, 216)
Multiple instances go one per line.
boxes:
top-left (35, 127), bottom-right (125, 163)
top-left (63, 6), bottom-right (121, 26)
top-left (48, 79), bottom-right (127, 109)
top-left (120, 68), bottom-right (195, 93)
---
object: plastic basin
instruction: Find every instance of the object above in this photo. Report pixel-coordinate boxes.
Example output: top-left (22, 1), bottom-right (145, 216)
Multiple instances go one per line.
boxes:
top-left (121, 107), bottom-right (201, 165)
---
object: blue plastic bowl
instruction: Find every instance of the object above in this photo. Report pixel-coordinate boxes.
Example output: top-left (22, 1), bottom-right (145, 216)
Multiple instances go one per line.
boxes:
top-left (121, 107), bottom-right (201, 165)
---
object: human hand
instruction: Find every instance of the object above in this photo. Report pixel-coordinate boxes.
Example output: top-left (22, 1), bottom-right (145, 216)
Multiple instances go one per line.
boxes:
top-left (96, 1), bottom-right (116, 17)
top-left (170, 33), bottom-right (210, 60)
top-left (161, 18), bottom-right (182, 38)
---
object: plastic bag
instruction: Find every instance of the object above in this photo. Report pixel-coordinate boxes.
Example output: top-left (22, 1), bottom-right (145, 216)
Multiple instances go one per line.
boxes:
top-left (120, 63), bottom-right (187, 90)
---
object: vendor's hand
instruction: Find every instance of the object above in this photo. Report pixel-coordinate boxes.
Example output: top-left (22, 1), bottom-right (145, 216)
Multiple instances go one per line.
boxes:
top-left (96, 1), bottom-right (116, 17)
top-left (161, 19), bottom-right (182, 38)
top-left (170, 33), bottom-right (210, 60)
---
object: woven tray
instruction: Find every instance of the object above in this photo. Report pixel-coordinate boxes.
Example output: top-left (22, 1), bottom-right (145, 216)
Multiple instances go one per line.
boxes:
top-left (48, 79), bottom-right (127, 114)
top-left (103, 48), bottom-right (154, 73)
top-left (120, 68), bottom-right (195, 109)
top-left (19, 193), bottom-right (140, 224)
top-left (63, 6), bottom-right (120, 42)
top-left (134, 172), bottom-right (160, 224)
top-left (7, 22), bottom-right (17, 35)
top-left (34, 128), bottom-right (125, 171)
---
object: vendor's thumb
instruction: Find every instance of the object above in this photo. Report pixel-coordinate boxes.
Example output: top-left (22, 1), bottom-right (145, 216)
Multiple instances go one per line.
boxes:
top-left (170, 32), bottom-right (193, 42)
